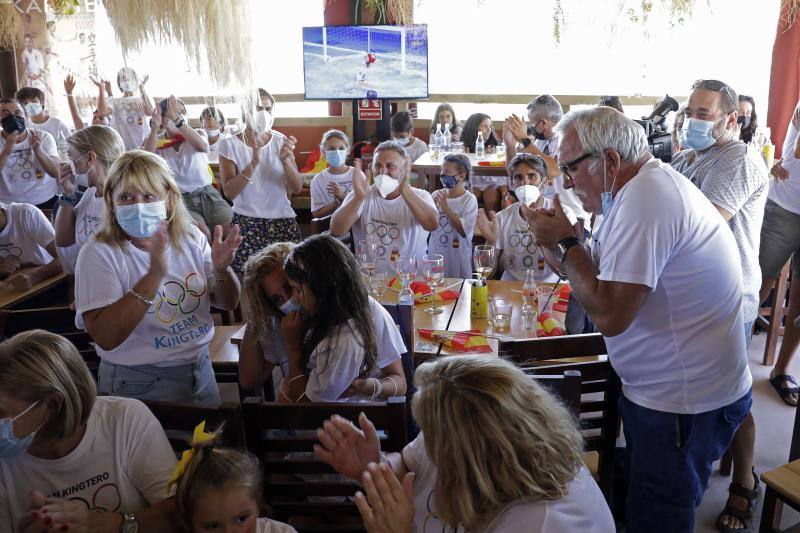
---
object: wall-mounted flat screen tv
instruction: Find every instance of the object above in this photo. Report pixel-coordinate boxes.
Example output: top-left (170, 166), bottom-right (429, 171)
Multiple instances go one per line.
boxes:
top-left (302, 24), bottom-right (429, 100)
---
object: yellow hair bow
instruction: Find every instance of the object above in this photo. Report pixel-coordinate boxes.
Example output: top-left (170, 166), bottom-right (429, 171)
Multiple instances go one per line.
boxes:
top-left (167, 421), bottom-right (215, 492)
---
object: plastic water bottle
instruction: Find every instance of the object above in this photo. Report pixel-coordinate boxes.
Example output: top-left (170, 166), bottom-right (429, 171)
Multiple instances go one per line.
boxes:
top-left (442, 123), bottom-right (452, 151)
top-left (475, 131), bottom-right (485, 159)
top-left (434, 123), bottom-right (444, 148)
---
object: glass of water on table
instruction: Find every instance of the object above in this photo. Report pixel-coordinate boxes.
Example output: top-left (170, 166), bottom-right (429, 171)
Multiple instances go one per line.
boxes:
top-left (489, 297), bottom-right (512, 330)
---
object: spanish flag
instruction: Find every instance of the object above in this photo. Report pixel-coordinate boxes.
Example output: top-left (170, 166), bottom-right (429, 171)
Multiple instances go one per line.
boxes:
top-left (388, 278), bottom-right (460, 304)
top-left (417, 329), bottom-right (492, 353)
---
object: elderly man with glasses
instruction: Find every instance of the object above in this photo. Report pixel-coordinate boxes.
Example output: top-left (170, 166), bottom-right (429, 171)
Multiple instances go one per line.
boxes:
top-left (671, 79), bottom-right (768, 533)
top-left (529, 106), bottom-right (753, 533)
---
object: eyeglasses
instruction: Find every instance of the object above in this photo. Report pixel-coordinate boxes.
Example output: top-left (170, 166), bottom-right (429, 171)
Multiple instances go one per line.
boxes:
top-left (692, 79), bottom-right (736, 110)
top-left (559, 152), bottom-right (594, 181)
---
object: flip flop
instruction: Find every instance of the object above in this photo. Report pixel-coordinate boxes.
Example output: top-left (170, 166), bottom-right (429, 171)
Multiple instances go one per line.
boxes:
top-left (769, 374), bottom-right (800, 406)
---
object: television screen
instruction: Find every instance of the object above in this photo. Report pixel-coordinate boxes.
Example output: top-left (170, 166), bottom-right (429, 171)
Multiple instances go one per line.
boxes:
top-left (302, 25), bottom-right (429, 100)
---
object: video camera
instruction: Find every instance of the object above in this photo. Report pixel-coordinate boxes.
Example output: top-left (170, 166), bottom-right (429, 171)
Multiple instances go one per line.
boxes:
top-left (634, 95), bottom-right (679, 163)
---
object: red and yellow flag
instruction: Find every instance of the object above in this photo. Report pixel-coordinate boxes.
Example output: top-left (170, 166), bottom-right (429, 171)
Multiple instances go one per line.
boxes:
top-left (388, 278), bottom-right (460, 304)
top-left (417, 329), bottom-right (493, 353)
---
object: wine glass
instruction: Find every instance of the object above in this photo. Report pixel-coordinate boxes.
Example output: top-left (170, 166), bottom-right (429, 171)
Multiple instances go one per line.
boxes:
top-left (421, 254), bottom-right (445, 314)
top-left (394, 256), bottom-right (417, 302)
top-left (357, 239), bottom-right (377, 294)
top-left (473, 244), bottom-right (496, 282)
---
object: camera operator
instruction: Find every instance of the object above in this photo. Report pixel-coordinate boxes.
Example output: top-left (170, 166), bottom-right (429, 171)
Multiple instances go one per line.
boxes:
top-left (671, 78), bottom-right (768, 533)
top-left (503, 95), bottom-right (590, 234)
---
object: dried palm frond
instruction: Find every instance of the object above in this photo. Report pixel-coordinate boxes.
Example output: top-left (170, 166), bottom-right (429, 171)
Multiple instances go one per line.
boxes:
top-left (387, 0), bottom-right (413, 25)
top-left (101, 0), bottom-right (253, 88)
top-left (0, 5), bottom-right (24, 50)
top-left (783, 0), bottom-right (800, 27)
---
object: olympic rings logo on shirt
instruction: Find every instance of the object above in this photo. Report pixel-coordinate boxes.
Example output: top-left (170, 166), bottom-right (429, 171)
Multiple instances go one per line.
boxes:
top-left (508, 232), bottom-right (537, 255)
top-left (0, 245), bottom-right (23, 259)
top-left (149, 272), bottom-right (208, 324)
top-left (365, 222), bottom-right (400, 249)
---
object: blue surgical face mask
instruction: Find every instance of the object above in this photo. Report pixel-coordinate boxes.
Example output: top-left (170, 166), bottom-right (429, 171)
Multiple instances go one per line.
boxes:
top-left (681, 116), bottom-right (726, 151)
top-left (0, 400), bottom-right (41, 458)
top-left (25, 102), bottom-right (43, 117)
top-left (279, 296), bottom-right (302, 316)
top-left (325, 149), bottom-right (348, 168)
top-left (439, 174), bottom-right (458, 189)
top-left (115, 201), bottom-right (167, 239)
top-left (600, 156), bottom-right (617, 216)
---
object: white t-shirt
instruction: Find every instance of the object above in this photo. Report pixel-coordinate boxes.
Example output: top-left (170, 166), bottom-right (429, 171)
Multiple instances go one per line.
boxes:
top-left (217, 132), bottom-right (296, 219)
top-left (0, 202), bottom-right (54, 266)
top-left (74, 224), bottom-right (216, 367)
top-left (56, 188), bottom-right (105, 275)
top-left (261, 298), bottom-right (405, 400)
top-left (207, 131), bottom-right (232, 163)
top-left (109, 96), bottom-right (150, 151)
top-left (401, 137), bottom-right (429, 164)
top-left (0, 396), bottom-right (176, 531)
top-left (156, 139), bottom-right (212, 193)
top-left (595, 158), bottom-right (751, 414)
top-left (0, 130), bottom-right (59, 205)
top-left (347, 186), bottom-right (436, 273)
top-left (536, 136), bottom-right (591, 223)
top-left (427, 189), bottom-right (478, 278)
top-left (770, 113), bottom-right (800, 214)
top-left (402, 434), bottom-right (614, 533)
top-left (310, 167), bottom-right (354, 212)
top-left (256, 517), bottom-right (297, 533)
top-left (495, 200), bottom-right (576, 282)
top-left (31, 116), bottom-right (72, 152)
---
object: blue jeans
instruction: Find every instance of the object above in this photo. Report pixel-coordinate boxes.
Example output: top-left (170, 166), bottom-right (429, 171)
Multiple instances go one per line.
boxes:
top-left (98, 350), bottom-right (220, 406)
top-left (621, 389), bottom-right (752, 532)
top-left (744, 320), bottom-right (754, 350)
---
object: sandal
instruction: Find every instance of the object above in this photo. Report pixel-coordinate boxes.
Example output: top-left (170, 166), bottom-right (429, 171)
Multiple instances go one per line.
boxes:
top-left (769, 374), bottom-right (800, 406)
top-left (716, 469), bottom-right (761, 533)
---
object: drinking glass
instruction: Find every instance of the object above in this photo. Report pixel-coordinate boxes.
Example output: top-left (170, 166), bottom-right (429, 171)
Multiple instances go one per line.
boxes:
top-left (395, 256), bottom-right (417, 302)
top-left (357, 239), bottom-right (378, 294)
top-left (489, 298), bottom-right (512, 329)
top-left (421, 254), bottom-right (445, 314)
top-left (472, 244), bottom-right (495, 282)
top-left (371, 270), bottom-right (388, 301)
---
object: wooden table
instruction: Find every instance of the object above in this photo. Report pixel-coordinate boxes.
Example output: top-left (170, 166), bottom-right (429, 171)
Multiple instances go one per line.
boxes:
top-left (210, 324), bottom-right (244, 371)
top-left (0, 271), bottom-right (68, 310)
top-left (412, 151), bottom-right (508, 192)
top-left (216, 278), bottom-right (555, 366)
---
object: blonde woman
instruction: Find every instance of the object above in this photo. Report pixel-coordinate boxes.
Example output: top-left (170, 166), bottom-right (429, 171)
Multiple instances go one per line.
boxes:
top-left (74, 150), bottom-right (242, 406)
top-left (217, 89), bottom-right (303, 277)
top-left (0, 330), bottom-right (181, 532)
top-left (315, 356), bottom-right (614, 532)
top-left (55, 125), bottom-right (125, 274)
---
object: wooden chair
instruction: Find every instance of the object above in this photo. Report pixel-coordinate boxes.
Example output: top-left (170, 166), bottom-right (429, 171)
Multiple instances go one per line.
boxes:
top-left (242, 398), bottom-right (408, 532)
top-left (758, 393), bottom-right (800, 531)
top-left (310, 214), bottom-right (354, 251)
top-left (142, 397), bottom-right (245, 453)
top-left (758, 260), bottom-right (792, 366)
top-left (526, 369), bottom-right (582, 418)
top-left (500, 333), bottom-right (620, 502)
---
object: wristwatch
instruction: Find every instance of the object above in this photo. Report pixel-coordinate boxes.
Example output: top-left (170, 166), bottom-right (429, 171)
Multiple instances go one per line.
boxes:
top-left (57, 192), bottom-right (80, 207)
top-left (554, 236), bottom-right (581, 262)
top-left (173, 116), bottom-right (186, 128)
top-left (520, 137), bottom-right (533, 148)
top-left (120, 511), bottom-right (139, 533)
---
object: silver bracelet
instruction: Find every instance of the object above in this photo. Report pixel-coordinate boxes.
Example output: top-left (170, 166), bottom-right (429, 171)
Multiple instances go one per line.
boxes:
top-left (127, 289), bottom-right (153, 307)
top-left (371, 377), bottom-right (383, 400)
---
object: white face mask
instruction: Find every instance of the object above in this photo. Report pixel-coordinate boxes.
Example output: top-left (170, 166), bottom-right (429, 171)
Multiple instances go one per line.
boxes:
top-left (120, 80), bottom-right (137, 93)
top-left (393, 137), bottom-right (411, 147)
top-left (254, 109), bottom-right (273, 135)
top-left (373, 173), bottom-right (399, 198)
top-left (542, 183), bottom-right (556, 200)
top-left (514, 184), bottom-right (541, 206)
top-left (204, 128), bottom-right (220, 138)
top-left (68, 159), bottom-right (90, 188)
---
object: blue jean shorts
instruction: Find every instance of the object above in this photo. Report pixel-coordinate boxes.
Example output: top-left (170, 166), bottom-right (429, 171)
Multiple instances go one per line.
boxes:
top-left (98, 349), bottom-right (220, 406)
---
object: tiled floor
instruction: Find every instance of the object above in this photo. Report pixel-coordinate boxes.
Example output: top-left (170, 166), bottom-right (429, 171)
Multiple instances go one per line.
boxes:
top-left (694, 330), bottom-right (800, 532)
